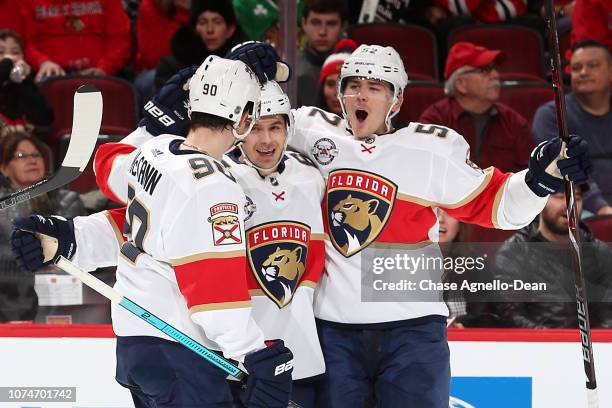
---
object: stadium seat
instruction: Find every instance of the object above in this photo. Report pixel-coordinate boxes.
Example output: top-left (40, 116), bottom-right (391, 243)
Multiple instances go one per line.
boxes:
top-left (448, 25), bottom-right (546, 82)
top-left (499, 81), bottom-right (554, 126)
top-left (41, 76), bottom-right (138, 193)
top-left (583, 215), bottom-right (612, 243)
top-left (350, 23), bottom-right (439, 81)
top-left (396, 81), bottom-right (445, 127)
top-left (41, 75), bottom-right (138, 145)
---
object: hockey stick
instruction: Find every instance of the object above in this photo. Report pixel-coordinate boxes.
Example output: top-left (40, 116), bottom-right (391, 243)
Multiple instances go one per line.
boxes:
top-left (53, 255), bottom-right (302, 408)
top-left (544, 1), bottom-right (598, 407)
top-left (0, 85), bottom-right (102, 210)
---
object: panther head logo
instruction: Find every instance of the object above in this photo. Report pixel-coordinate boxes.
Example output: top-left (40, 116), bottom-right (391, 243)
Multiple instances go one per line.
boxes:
top-left (261, 246), bottom-right (305, 306)
top-left (331, 194), bottom-right (382, 256)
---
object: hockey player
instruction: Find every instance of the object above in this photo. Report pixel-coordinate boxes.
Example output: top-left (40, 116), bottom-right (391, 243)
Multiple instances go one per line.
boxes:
top-left (11, 57), bottom-right (295, 408)
top-left (227, 42), bottom-right (593, 407)
top-left (12, 80), bottom-right (326, 408)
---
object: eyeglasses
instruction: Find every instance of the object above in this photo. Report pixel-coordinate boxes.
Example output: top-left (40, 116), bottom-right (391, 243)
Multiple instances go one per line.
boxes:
top-left (12, 152), bottom-right (43, 161)
top-left (462, 64), bottom-right (499, 75)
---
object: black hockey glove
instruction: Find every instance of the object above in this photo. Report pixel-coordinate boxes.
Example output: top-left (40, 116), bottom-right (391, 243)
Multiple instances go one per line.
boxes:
top-left (11, 215), bottom-right (76, 271)
top-left (226, 41), bottom-right (291, 83)
top-left (525, 135), bottom-right (592, 197)
top-left (139, 65), bottom-right (197, 137)
top-left (242, 340), bottom-right (294, 408)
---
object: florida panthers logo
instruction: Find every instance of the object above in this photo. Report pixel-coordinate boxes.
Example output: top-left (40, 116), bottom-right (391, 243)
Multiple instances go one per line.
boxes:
top-left (327, 169), bottom-right (396, 257)
top-left (247, 221), bottom-right (310, 308)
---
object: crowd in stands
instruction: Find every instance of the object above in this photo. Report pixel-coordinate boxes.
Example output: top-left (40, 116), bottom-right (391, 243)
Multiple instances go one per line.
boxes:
top-left (0, 0), bottom-right (610, 328)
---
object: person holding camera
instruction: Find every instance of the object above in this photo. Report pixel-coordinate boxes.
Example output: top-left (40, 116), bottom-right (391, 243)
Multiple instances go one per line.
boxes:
top-left (0, 30), bottom-right (53, 140)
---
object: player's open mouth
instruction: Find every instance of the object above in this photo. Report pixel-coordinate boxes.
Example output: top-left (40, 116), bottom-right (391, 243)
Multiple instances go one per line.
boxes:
top-left (439, 227), bottom-right (447, 233)
top-left (256, 147), bottom-right (275, 157)
top-left (355, 109), bottom-right (368, 122)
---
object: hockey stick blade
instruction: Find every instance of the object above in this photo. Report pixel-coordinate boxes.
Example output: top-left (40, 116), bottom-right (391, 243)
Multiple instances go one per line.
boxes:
top-left (0, 85), bottom-right (102, 210)
top-left (54, 256), bottom-right (302, 408)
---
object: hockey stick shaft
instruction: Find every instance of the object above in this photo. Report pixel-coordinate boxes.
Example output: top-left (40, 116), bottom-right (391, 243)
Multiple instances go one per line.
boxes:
top-left (544, 1), bottom-right (598, 406)
top-left (0, 85), bottom-right (102, 210)
top-left (55, 256), bottom-right (303, 407)
top-left (55, 256), bottom-right (246, 380)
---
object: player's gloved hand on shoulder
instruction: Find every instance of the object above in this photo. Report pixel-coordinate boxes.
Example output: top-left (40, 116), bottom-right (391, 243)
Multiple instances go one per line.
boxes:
top-left (525, 135), bottom-right (592, 197)
top-left (139, 65), bottom-right (197, 137)
top-left (242, 340), bottom-right (293, 408)
top-left (10, 215), bottom-right (76, 272)
top-left (226, 41), bottom-right (291, 83)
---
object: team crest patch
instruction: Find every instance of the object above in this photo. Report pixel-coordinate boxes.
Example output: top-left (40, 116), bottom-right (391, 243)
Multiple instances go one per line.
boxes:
top-left (312, 138), bottom-right (338, 165)
top-left (208, 203), bottom-right (242, 246)
top-left (247, 221), bottom-right (310, 308)
top-left (327, 169), bottom-right (397, 257)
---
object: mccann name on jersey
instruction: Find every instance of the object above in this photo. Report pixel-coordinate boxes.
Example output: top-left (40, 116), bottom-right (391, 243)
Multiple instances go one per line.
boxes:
top-left (128, 150), bottom-right (163, 195)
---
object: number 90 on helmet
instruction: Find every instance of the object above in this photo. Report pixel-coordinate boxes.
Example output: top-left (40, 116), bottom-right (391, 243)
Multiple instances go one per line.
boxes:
top-left (189, 56), bottom-right (262, 141)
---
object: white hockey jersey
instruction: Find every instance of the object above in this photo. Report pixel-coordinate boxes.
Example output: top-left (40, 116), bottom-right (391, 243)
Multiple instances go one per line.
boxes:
top-left (73, 134), bottom-right (327, 379)
top-left (86, 133), bottom-right (266, 361)
top-left (289, 106), bottom-right (548, 326)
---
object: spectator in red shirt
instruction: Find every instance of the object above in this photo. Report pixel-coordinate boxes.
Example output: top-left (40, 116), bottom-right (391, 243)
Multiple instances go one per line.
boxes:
top-left (134, 0), bottom-right (190, 106)
top-left (19, 0), bottom-right (132, 82)
top-left (419, 42), bottom-right (534, 173)
top-left (571, 0), bottom-right (612, 53)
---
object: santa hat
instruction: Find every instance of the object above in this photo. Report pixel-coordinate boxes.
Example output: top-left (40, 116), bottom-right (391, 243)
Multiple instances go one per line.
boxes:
top-left (318, 38), bottom-right (358, 86)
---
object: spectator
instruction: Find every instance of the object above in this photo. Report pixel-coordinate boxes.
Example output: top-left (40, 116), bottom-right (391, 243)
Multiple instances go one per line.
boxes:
top-left (0, 30), bottom-right (53, 139)
top-left (532, 40), bottom-right (612, 215)
top-left (0, 132), bottom-right (85, 322)
top-left (437, 209), bottom-right (468, 328)
top-left (317, 38), bottom-right (356, 116)
top-left (20, 0), bottom-right (132, 83)
top-left (134, 0), bottom-right (190, 105)
top-left (298, 0), bottom-right (346, 107)
top-left (155, 0), bottom-right (245, 90)
top-left (491, 184), bottom-right (612, 328)
top-left (419, 42), bottom-right (534, 172)
top-left (571, 0), bottom-right (612, 52)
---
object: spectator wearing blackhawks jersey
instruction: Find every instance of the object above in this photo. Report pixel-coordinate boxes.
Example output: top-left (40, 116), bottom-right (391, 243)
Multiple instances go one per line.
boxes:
top-left (572, 0), bottom-right (612, 53)
top-left (19, 0), bottom-right (132, 82)
top-left (11, 60), bottom-right (295, 408)
top-left (227, 42), bottom-right (593, 407)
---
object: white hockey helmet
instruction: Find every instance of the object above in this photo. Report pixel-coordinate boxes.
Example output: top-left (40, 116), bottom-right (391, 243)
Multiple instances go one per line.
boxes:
top-left (338, 44), bottom-right (408, 132)
top-left (240, 80), bottom-right (293, 172)
top-left (189, 56), bottom-right (261, 141)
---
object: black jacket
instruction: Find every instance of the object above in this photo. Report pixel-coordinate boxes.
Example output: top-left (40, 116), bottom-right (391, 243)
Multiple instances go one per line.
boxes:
top-left (154, 25), bottom-right (245, 91)
top-left (491, 222), bottom-right (612, 328)
top-left (0, 75), bottom-right (53, 129)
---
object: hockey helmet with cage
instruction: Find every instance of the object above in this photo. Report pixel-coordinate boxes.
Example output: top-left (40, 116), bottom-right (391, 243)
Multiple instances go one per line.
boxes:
top-left (239, 80), bottom-right (293, 172)
top-left (338, 45), bottom-right (408, 133)
top-left (189, 56), bottom-right (261, 141)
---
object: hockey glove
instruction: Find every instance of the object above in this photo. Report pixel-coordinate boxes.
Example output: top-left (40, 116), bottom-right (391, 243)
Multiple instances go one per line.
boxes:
top-left (525, 135), bottom-right (592, 197)
top-left (10, 215), bottom-right (76, 271)
top-left (226, 41), bottom-right (291, 83)
top-left (139, 65), bottom-right (197, 137)
top-left (242, 340), bottom-right (294, 408)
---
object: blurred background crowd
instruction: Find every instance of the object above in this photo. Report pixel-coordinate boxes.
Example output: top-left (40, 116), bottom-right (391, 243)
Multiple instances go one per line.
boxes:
top-left (0, 0), bottom-right (610, 329)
